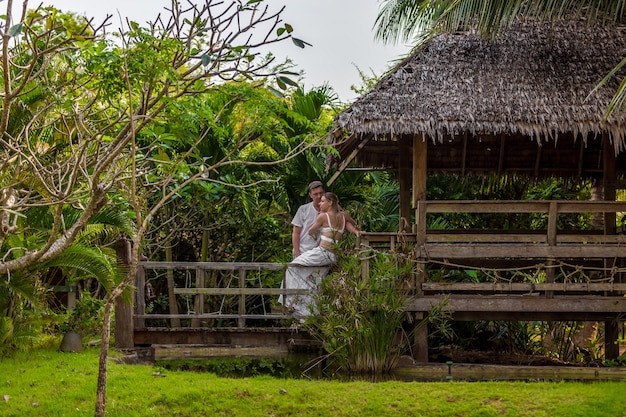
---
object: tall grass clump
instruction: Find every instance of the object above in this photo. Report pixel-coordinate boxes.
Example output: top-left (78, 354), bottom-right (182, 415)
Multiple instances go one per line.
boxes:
top-left (308, 246), bottom-right (417, 375)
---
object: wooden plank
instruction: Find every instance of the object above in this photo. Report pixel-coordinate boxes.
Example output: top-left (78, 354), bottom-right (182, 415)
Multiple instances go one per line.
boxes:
top-left (154, 345), bottom-right (289, 360)
top-left (557, 235), bottom-right (626, 243)
top-left (135, 266), bottom-right (146, 329)
top-left (399, 136), bottom-right (411, 232)
top-left (134, 313), bottom-right (290, 320)
top-left (426, 201), bottom-right (551, 213)
top-left (174, 288), bottom-right (309, 296)
top-left (392, 362), bottom-right (626, 381)
top-left (415, 244), bottom-right (626, 259)
top-left (421, 282), bottom-right (626, 292)
top-left (362, 232), bottom-right (625, 244)
top-left (425, 200), bottom-right (626, 214)
top-left (238, 269), bottom-right (246, 327)
top-left (140, 261), bottom-right (285, 271)
top-left (557, 201), bottom-right (626, 213)
top-left (426, 234), bottom-right (547, 243)
top-left (408, 295), bottom-right (626, 313)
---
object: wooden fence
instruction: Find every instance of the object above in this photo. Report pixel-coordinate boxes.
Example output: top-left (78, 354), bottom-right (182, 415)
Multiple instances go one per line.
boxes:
top-left (132, 200), bottom-right (626, 328)
top-left (134, 261), bottom-right (300, 329)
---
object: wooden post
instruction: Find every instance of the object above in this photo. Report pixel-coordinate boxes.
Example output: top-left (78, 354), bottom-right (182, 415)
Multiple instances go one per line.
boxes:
top-left (412, 134), bottom-right (429, 362)
top-left (135, 266), bottom-right (146, 330)
top-left (605, 320), bottom-right (620, 360)
top-left (399, 135), bottom-right (412, 232)
top-left (238, 268), bottom-right (246, 328)
top-left (191, 267), bottom-right (205, 328)
top-left (115, 236), bottom-right (134, 348)
top-left (545, 201), bottom-right (558, 299)
top-left (412, 312), bottom-right (429, 363)
top-left (603, 134), bottom-right (620, 360)
top-left (603, 134), bottom-right (617, 235)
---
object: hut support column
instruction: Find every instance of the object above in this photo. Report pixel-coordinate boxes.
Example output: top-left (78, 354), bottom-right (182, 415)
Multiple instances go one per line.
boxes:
top-left (399, 136), bottom-right (412, 232)
top-left (412, 134), bottom-right (429, 362)
top-left (602, 134), bottom-right (620, 360)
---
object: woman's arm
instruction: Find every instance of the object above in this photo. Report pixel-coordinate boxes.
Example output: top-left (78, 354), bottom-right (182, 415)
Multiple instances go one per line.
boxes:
top-left (308, 213), bottom-right (325, 237)
top-left (344, 216), bottom-right (360, 237)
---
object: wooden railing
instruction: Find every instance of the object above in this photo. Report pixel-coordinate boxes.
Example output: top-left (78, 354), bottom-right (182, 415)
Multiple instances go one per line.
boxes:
top-left (132, 200), bottom-right (626, 329)
top-left (361, 200), bottom-right (626, 308)
top-left (134, 261), bottom-right (305, 329)
top-left (361, 200), bottom-right (626, 259)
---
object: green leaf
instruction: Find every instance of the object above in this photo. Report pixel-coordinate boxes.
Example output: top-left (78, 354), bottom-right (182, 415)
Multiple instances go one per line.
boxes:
top-left (276, 77), bottom-right (286, 90)
top-left (291, 37), bottom-right (311, 48)
top-left (267, 86), bottom-right (284, 98)
top-left (277, 76), bottom-right (298, 87)
top-left (8, 23), bottom-right (22, 37)
top-left (285, 23), bottom-right (293, 33)
top-left (277, 27), bottom-right (285, 36)
top-left (201, 54), bottom-right (211, 67)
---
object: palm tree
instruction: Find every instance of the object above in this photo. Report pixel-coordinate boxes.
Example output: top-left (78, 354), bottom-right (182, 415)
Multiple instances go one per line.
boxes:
top-left (0, 205), bottom-right (134, 349)
top-left (374, 0), bottom-right (626, 115)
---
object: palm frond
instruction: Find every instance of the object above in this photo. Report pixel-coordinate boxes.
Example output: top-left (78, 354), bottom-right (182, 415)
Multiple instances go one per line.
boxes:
top-left (40, 243), bottom-right (126, 292)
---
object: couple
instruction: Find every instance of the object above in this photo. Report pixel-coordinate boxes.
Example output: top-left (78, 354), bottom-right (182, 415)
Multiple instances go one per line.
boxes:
top-left (278, 181), bottom-right (359, 320)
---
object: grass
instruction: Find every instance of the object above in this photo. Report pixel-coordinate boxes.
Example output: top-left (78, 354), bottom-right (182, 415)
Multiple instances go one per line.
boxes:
top-left (0, 346), bottom-right (625, 416)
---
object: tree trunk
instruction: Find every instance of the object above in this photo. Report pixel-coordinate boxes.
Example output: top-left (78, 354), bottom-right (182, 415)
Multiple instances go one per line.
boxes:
top-left (94, 230), bottom-right (143, 416)
top-left (95, 301), bottom-right (113, 417)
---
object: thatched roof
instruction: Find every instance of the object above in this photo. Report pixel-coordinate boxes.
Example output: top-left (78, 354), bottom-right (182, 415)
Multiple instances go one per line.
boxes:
top-left (331, 19), bottom-right (626, 179)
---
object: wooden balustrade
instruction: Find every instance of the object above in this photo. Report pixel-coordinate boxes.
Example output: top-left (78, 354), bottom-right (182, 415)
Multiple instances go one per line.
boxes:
top-left (134, 261), bottom-right (310, 329)
top-left (132, 200), bottom-right (626, 331)
top-left (360, 200), bottom-right (626, 259)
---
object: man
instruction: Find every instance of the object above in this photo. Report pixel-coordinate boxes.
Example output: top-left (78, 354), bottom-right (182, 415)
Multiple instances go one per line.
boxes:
top-left (291, 180), bottom-right (359, 259)
top-left (281, 181), bottom-right (360, 319)
top-left (291, 180), bottom-right (325, 259)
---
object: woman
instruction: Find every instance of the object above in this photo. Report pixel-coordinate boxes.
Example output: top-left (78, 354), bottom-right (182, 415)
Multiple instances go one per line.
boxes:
top-left (278, 192), bottom-right (359, 320)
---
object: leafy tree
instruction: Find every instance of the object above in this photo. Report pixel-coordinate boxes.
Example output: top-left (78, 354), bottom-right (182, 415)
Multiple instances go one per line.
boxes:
top-left (0, 1), bottom-right (316, 415)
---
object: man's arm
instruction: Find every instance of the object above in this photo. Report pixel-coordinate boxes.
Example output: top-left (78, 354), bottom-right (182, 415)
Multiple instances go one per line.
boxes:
top-left (292, 225), bottom-right (303, 259)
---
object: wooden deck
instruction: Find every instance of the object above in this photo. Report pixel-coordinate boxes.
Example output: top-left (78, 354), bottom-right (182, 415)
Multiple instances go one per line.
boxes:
top-left (127, 200), bottom-right (626, 361)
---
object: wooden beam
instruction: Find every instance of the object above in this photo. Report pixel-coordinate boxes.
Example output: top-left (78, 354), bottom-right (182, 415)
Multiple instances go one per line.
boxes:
top-left (141, 261), bottom-right (285, 270)
top-left (498, 134), bottom-right (506, 175)
top-left (414, 243), bottom-right (626, 259)
top-left (327, 135), bottom-right (372, 187)
top-left (534, 141), bottom-right (542, 177)
top-left (409, 295), bottom-right (626, 313)
top-left (421, 282), bottom-right (626, 293)
top-left (399, 136), bottom-right (411, 231)
top-left (578, 135), bottom-right (585, 177)
top-left (413, 134), bottom-right (427, 204)
top-left (461, 132), bottom-right (468, 176)
top-left (425, 200), bottom-right (626, 213)
top-left (413, 135), bottom-right (427, 239)
top-left (603, 133), bottom-right (617, 235)
top-left (175, 288), bottom-right (310, 296)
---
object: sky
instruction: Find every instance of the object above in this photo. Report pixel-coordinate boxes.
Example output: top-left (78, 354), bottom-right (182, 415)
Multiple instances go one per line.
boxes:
top-left (39, 0), bottom-right (413, 102)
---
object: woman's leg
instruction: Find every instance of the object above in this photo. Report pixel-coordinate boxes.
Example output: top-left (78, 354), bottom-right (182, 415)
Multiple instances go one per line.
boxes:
top-left (278, 247), bottom-right (334, 319)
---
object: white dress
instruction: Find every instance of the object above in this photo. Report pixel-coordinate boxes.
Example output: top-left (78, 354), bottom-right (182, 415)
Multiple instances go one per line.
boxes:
top-left (278, 213), bottom-right (345, 319)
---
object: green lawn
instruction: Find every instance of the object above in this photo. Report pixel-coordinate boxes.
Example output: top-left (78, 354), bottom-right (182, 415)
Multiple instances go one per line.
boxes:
top-left (0, 346), bottom-right (624, 417)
